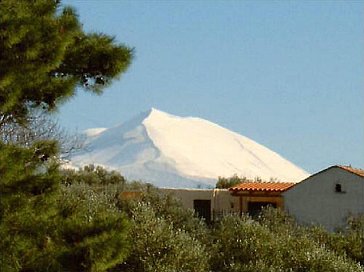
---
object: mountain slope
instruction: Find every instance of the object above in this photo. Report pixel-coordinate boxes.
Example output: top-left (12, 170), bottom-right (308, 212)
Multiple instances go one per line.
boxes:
top-left (70, 108), bottom-right (309, 188)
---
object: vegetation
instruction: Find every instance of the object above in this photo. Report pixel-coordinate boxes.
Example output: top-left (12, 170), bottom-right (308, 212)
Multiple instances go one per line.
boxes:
top-left (116, 202), bottom-right (209, 272)
top-left (57, 183), bottom-right (130, 271)
top-left (209, 209), bottom-right (363, 272)
top-left (0, 0), bottom-right (133, 125)
top-left (59, 168), bottom-right (364, 272)
top-left (0, 141), bottom-right (61, 270)
top-left (0, 0), bottom-right (132, 270)
top-left (61, 164), bottom-right (126, 186)
top-left (1, 0), bottom-right (364, 271)
top-left (216, 174), bottom-right (264, 189)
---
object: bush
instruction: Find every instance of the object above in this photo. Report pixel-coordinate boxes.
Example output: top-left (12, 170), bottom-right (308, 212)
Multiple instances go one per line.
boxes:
top-left (57, 183), bottom-right (130, 271)
top-left (209, 210), bottom-right (363, 272)
top-left (305, 215), bottom-right (364, 266)
top-left (114, 202), bottom-right (209, 272)
top-left (117, 182), bottom-right (208, 241)
top-left (61, 164), bottom-right (126, 187)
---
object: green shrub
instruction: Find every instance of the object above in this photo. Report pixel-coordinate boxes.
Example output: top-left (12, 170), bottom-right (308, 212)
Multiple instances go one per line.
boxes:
top-left (209, 211), bottom-right (363, 272)
top-left (115, 202), bottom-right (209, 272)
top-left (57, 184), bottom-right (130, 271)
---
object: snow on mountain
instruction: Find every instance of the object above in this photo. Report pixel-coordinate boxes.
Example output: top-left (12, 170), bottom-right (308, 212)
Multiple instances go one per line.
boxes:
top-left (70, 108), bottom-right (309, 188)
top-left (84, 128), bottom-right (107, 137)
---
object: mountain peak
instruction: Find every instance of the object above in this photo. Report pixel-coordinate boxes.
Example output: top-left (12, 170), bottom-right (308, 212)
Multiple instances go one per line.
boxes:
top-left (146, 107), bottom-right (175, 119)
top-left (149, 107), bottom-right (160, 113)
top-left (71, 109), bottom-right (309, 188)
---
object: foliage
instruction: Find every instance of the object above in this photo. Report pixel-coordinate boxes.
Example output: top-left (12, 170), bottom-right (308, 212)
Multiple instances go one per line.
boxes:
top-left (216, 175), bottom-right (264, 189)
top-left (345, 215), bottom-right (364, 265)
top-left (1, 1), bottom-right (363, 271)
top-left (209, 208), bottom-right (363, 272)
top-left (305, 215), bottom-right (364, 266)
top-left (57, 183), bottom-right (130, 272)
top-left (60, 171), bottom-right (209, 272)
top-left (0, 141), bottom-right (61, 271)
top-left (111, 179), bottom-right (364, 271)
top-left (114, 202), bottom-right (209, 272)
top-left (216, 175), bottom-right (247, 189)
top-left (117, 181), bottom-right (208, 241)
top-left (216, 175), bottom-right (281, 189)
top-left (0, 109), bottom-right (85, 159)
top-left (0, 146), bottom-right (131, 271)
top-left (61, 164), bottom-right (126, 187)
top-left (0, 0), bottom-right (133, 125)
top-left (0, 0), bottom-right (133, 270)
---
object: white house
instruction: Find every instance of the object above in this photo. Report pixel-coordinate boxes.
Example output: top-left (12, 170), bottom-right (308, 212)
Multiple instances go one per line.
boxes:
top-left (160, 183), bottom-right (294, 222)
top-left (283, 165), bottom-right (364, 231)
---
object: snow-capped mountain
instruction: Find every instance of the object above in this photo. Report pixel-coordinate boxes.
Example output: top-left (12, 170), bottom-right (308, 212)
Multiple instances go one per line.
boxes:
top-left (70, 108), bottom-right (309, 188)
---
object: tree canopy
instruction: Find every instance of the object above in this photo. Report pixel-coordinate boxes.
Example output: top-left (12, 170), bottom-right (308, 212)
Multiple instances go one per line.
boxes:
top-left (0, 1), bottom-right (133, 270)
top-left (0, 0), bottom-right (133, 125)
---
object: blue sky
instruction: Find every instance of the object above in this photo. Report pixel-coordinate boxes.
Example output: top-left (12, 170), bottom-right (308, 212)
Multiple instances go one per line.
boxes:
top-left (58, 0), bottom-right (364, 174)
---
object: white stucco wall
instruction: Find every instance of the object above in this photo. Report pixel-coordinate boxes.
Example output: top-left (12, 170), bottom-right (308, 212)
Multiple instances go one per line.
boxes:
top-left (160, 188), bottom-right (213, 210)
top-left (283, 167), bottom-right (364, 231)
top-left (159, 188), bottom-right (239, 216)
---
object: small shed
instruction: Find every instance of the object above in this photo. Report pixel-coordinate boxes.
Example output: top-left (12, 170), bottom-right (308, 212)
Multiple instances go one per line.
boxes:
top-left (229, 182), bottom-right (294, 217)
top-left (283, 165), bottom-right (364, 231)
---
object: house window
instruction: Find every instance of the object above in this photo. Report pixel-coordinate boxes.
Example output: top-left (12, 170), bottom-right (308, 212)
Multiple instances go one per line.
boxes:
top-left (335, 183), bottom-right (343, 193)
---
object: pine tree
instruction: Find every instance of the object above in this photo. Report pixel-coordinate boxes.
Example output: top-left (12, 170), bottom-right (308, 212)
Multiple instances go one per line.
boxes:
top-left (0, 0), bottom-right (133, 270)
top-left (0, 141), bottom-right (62, 271)
top-left (0, 0), bottom-right (133, 126)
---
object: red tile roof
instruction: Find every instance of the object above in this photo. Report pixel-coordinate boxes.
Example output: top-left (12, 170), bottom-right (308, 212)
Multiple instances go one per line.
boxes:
top-left (337, 165), bottom-right (364, 178)
top-left (229, 182), bottom-right (295, 193)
